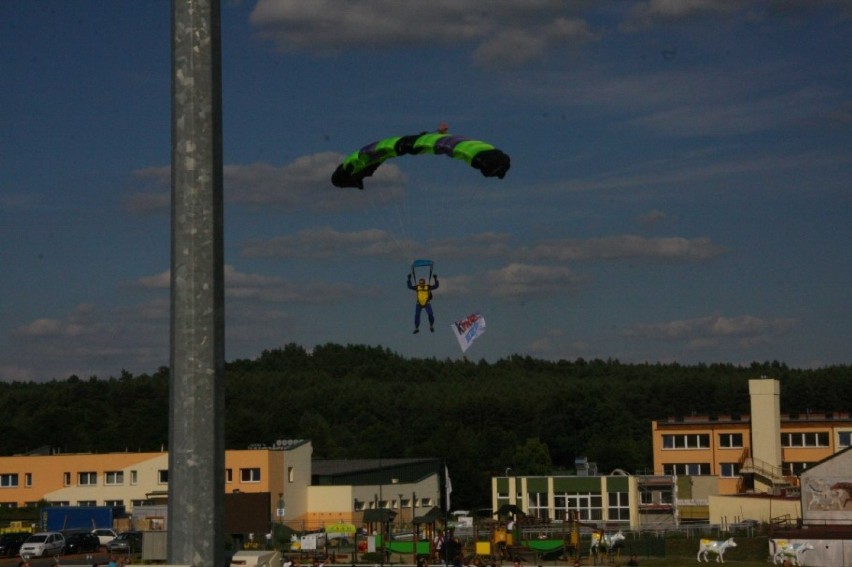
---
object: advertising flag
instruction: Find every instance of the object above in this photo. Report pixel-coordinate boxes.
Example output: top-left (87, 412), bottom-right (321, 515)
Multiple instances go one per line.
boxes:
top-left (451, 312), bottom-right (486, 353)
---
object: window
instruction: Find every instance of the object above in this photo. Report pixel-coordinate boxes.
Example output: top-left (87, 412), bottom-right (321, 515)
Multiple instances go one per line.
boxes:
top-left (105, 500), bottom-right (124, 507)
top-left (78, 472), bottom-right (97, 485)
top-left (226, 469), bottom-right (233, 483)
top-left (130, 470), bottom-right (138, 485)
top-left (718, 433), bottom-right (743, 448)
top-left (838, 431), bottom-right (852, 448)
top-left (526, 492), bottom-right (549, 520)
top-left (781, 432), bottom-right (829, 447)
top-left (25, 473), bottom-right (32, 487)
top-left (607, 492), bottom-right (630, 521)
top-left (158, 470), bottom-right (169, 484)
top-left (0, 502), bottom-right (16, 509)
top-left (554, 492), bottom-right (603, 521)
top-left (640, 488), bottom-right (673, 506)
top-left (105, 471), bottom-right (124, 485)
top-left (64, 472), bottom-right (71, 486)
top-left (720, 463), bottom-right (740, 477)
top-left (663, 463), bottom-right (711, 475)
top-left (662, 434), bottom-right (710, 449)
top-left (0, 474), bottom-right (19, 488)
top-left (240, 468), bottom-right (261, 483)
top-left (288, 466), bottom-right (294, 483)
top-left (783, 462), bottom-right (813, 475)
top-left (78, 500), bottom-right (96, 506)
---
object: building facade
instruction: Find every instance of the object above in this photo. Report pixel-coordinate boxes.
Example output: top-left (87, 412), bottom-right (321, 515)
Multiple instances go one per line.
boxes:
top-left (491, 473), bottom-right (645, 529)
top-left (652, 378), bottom-right (852, 497)
top-left (0, 440), bottom-right (313, 528)
top-left (0, 443), bottom-right (444, 534)
top-left (489, 377), bottom-right (851, 531)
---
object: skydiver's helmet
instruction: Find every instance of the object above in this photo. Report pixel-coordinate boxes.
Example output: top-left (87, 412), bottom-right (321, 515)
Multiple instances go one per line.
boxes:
top-left (419, 278), bottom-right (426, 285)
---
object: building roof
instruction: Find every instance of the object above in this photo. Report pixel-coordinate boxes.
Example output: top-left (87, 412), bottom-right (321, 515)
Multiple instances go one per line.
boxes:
top-left (244, 439), bottom-right (309, 451)
top-left (312, 458), bottom-right (443, 487)
top-left (311, 458), bottom-right (436, 476)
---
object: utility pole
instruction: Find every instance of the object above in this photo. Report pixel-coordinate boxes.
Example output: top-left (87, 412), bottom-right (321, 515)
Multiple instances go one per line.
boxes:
top-left (169, 1), bottom-right (225, 566)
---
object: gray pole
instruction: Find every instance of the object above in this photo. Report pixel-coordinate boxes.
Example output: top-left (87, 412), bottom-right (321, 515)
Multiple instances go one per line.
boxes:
top-left (169, 0), bottom-right (224, 566)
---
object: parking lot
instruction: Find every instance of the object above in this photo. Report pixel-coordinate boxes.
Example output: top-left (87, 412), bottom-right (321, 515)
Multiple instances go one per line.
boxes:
top-left (0, 551), bottom-right (115, 567)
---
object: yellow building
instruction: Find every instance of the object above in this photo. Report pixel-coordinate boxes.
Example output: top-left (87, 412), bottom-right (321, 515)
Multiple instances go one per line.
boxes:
top-left (652, 378), bottom-right (852, 497)
top-left (0, 443), bottom-right (444, 534)
top-left (0, 440), bottom-right (312, 528)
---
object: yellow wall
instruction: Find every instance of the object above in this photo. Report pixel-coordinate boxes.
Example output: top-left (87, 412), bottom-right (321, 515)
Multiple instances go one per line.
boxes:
top-left (709, 494), bottom-right (801, 525)
top-left (0, 452), bottom-right (168, 507)
top-left (0, 444), bottom-right (311, 528)
top-left (651, 378), bottom-right (850, 497)
top-left (307, 485), bottom-right (354, 526)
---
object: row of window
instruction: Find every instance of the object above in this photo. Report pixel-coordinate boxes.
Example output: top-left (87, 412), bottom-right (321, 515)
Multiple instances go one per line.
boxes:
top-left (0, 468), bottom-right (263, 488)
top-left (353, 498), bottom-right (434, 511)
top-left (780, 432), bottom-right (829, 447)
top-left (499, 491), bottom-right (632, 523)
top-left (662, 430), bottom-right (850, 450)
top-left (662, 463), bottom-right (741, 477)
top-left (662, 462), bottom-right (816, 477)
top-left (661, 433), bottom-right (745, 449)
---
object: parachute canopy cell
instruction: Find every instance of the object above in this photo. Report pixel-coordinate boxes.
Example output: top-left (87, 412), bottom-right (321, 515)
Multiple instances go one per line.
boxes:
top-left (331, 131), bottom-right (511, 189)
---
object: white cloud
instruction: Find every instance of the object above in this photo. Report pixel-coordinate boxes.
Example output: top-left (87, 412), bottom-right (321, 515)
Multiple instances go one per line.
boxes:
top-left (249, 1), bottom-right (598, 68)
top-left (529, 235), bottom-right (725, 262)
top-left (427, 232), bottom-right (514, 260)
top-left (241, 227), bottom-right (411, 259)
top-left (122, 154), bottom-right (406, 216)
top-left (623, 314), bottom-right (797, 349)
top-left (637, 209), bottom-right (671, 228)
top-left (12, 304), bottom-right (100, 338)
top-left (131, 265), bottom-right (376, 304)
top-left (486, 263), bottom-right (583, 298)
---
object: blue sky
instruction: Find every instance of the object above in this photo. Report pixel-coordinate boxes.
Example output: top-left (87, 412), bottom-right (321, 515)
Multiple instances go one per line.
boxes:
top-left (2, 1), bottom-right (851, 382)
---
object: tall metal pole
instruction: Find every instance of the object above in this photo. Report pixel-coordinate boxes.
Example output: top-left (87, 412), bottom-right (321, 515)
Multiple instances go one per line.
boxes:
top-left (169, 1), bottom-right (225, 566)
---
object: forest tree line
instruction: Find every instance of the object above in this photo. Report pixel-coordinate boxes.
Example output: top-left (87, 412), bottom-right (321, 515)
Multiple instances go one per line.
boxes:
top-left (1, 343), bottom-right (850, 508)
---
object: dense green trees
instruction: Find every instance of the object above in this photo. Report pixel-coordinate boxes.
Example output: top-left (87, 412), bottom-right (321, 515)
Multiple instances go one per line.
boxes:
top-left (1, 344), bottom-right (849, 508)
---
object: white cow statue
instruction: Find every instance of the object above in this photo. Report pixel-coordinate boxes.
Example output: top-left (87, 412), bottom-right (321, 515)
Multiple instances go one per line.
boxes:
top-left (772, 539), bottom-right (814, 566)
top-left (591, 531), bottom-right (626, 556)
top-left (697, 538), bottom-right (737, 563)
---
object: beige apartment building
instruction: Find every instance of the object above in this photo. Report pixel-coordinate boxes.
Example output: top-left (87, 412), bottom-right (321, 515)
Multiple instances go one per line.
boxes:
top-left (0, 440), bottom-right (313, 528)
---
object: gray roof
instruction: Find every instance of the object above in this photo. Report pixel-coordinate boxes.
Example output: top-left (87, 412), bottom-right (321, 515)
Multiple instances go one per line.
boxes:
top-left (312, 458), bottom-right (437, 476)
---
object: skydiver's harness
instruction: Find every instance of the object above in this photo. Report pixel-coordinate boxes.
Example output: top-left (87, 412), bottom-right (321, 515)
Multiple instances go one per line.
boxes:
top-left (416, 284), bottom-right (432, 307)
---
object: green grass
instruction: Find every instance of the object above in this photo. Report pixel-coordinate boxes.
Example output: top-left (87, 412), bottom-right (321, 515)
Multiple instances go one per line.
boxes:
top-left (580, 558), bottom-right (771, 567)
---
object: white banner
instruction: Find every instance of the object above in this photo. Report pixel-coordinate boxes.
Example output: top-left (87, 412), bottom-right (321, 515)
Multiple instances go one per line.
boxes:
top-left (451, 312), bottom-right (486, 353)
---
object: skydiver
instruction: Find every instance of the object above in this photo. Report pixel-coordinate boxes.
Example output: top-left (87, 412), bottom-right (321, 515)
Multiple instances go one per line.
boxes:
top-left (407, 273), bottom-right (439, 333)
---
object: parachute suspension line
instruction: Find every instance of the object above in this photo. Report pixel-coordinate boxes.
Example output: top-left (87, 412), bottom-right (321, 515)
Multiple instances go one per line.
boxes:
top-left (391, 196), bottom-right (417, 262)
top-left (361, 191), bottom-right (410, 268)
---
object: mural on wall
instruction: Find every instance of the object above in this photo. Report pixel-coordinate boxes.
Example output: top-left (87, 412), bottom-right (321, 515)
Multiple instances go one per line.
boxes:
top-left (804, 477), bottom-right (852, 517)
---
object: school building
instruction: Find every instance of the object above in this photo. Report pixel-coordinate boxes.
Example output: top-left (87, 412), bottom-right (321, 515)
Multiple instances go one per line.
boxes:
top-left (490, 377), bottom-right (852, 527)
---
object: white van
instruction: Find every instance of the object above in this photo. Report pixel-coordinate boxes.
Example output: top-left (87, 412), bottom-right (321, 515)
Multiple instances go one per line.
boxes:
top-left (19, 532), bottom-right (65, 558)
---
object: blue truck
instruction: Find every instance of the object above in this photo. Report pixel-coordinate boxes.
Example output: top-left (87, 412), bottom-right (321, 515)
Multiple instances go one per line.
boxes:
top-left (40, 506), bottom-right (125, 532)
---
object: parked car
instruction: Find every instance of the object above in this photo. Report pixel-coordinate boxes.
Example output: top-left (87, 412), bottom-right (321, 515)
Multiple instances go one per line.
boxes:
top-left (63, 532), bottom-right (100, 554)
top-left (19, 532), bottom-right (65, 558)
top-left (0, 532), bottom-right (30, 557)
top-left (105, 531), bottom-right (143, 554)
top-left (91, 528), bottom-right (118, 547)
